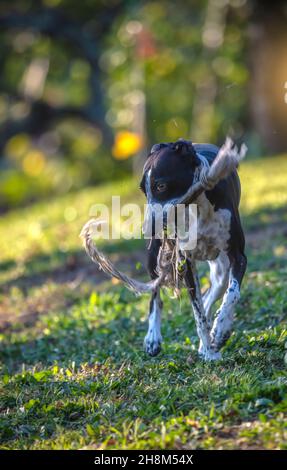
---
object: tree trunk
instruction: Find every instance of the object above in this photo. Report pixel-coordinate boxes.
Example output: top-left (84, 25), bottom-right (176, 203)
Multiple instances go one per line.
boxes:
top-left (248, 1), bottom-right (287, 153)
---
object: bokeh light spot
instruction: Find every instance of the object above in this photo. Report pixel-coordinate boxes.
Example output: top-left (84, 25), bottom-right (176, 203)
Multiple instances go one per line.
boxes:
top-left (6, 134), bottom-right (30, 160)
top-left (64, 206), bottom-right (78, 222)
top-left (112, 131), bottom-right (143, 160)
top-left (22, 150), bottom-right (46, 176)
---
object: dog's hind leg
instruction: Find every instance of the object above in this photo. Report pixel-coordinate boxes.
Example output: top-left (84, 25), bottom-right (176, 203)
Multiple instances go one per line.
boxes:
top-left (144, 288), bottom-right (163, 356)
top-left (185, 258), bottom-right (221, 361)
top-left (210, 210), bottom-right (247, 352)
top-left (210, 250), bottom-right (247, 352)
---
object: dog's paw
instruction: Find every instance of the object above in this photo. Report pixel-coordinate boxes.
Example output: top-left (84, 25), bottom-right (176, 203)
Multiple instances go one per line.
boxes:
top-left (205, 350), bottom-right (222, 361)
top-left (210, 326), bottom-right (231, 352)
top-left (144, 333), bottom-right (162, 357)
top-left (199, 347), bottom-right (222, 362)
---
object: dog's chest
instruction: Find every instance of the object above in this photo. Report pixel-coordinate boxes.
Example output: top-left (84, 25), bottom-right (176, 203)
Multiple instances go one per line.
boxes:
top-left (192, 194), bottom-right (231, 261)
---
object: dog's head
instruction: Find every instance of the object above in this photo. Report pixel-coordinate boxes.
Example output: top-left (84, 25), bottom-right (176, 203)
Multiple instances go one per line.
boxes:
top-left (140, 139), bottom-right (202, 241)
top-left (140, 139), bottom-right (200, 204)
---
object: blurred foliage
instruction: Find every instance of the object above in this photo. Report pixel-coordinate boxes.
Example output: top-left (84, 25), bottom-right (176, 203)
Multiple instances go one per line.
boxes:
top-left (0, 0), bottom-right (274, 210)
top-left (106, 1), bottom-right (248, 142)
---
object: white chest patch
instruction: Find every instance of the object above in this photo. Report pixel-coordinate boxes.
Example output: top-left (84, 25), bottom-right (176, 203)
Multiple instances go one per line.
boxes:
top-left (192, 193), bottom-right (231, 261)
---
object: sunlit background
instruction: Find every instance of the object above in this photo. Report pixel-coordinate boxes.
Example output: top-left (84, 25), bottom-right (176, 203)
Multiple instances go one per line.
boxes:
top-left (0, 0), bottom-right (286, 211)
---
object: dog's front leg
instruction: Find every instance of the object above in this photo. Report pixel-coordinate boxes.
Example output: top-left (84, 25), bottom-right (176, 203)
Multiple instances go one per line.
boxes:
top-left (185, 258), bottom-right (221, 361)
top-left (144, 288), bottom-right (162, 356)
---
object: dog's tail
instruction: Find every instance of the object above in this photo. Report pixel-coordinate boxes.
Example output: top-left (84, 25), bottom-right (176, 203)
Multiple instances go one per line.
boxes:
top-left (80, 219), bottom-right (163, 296)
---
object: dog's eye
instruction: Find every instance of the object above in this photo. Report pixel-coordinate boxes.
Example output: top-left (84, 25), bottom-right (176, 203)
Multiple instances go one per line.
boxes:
top-left (156, 182), bottom-right (167, 192)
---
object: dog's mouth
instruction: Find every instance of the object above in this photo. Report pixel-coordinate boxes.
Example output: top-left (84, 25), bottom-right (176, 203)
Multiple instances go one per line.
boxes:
top-left (142, 201), bottom-right (171, 237)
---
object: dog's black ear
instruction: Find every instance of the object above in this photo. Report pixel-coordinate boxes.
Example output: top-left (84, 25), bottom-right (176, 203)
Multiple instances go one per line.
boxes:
top-left (174, 139), bottom-right (197, 160)
top-left (150, 143), bottom-right (165, 154)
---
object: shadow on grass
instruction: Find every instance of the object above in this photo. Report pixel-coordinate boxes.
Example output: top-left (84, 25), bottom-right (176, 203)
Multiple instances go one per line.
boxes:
top-left (0, 238), bottom-right (146, 293)
top-left (0, 238), bottom-right (147, 333)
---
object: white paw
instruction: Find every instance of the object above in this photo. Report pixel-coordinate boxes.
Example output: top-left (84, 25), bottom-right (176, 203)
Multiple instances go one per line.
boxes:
top-left (199, 347), bottom-right (222, 362)
top-left (144, 331), bottom-right (162, 357)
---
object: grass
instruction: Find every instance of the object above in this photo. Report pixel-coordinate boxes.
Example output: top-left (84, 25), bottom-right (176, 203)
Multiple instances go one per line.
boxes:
top-left (0, 155), bottom-right (287, 449)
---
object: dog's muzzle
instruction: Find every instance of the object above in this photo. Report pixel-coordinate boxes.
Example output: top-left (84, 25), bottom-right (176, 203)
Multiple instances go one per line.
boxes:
top-left (143, 203), bottom-right (177, 239)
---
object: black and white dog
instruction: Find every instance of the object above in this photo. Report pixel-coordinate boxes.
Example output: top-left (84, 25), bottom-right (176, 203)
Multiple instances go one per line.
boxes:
top-left (140, 139), bottom-right (247, 361)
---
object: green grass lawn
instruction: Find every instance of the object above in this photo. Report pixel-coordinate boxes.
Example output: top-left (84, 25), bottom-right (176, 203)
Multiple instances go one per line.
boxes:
top-left (0, 155), bottom-right (287, 449)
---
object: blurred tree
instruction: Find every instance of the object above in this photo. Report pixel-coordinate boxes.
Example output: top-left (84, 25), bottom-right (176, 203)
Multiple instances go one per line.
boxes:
top-left (0, 0), bottom-right (130, 208)
top-left (0, 0), bottom-right (285, 210)
top-left (249, 0), bottom-right (287, 153)
top-left (105, 0), bottom-right (248, 152)
top-left (0, 3), bottom-right (123, 153)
